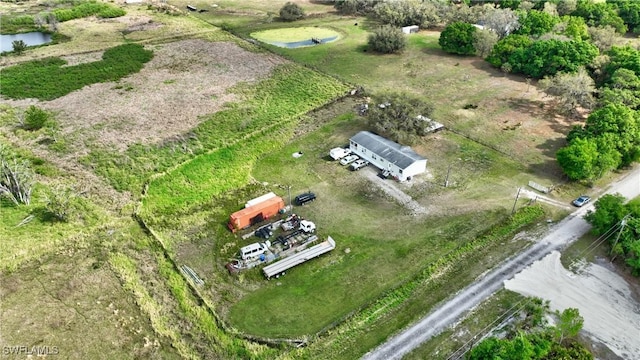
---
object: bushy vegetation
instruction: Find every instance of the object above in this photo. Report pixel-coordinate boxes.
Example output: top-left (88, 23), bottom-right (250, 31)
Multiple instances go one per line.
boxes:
top-left (367, 25), bottom-right (406, 54)
top-left (439, 21), bottom-right (477, 56)
top-left (366, 92), bottom-right (434, 145)
top-left (0, 15), bottom-right (36, 34)
top-left (468, 302), bottom-right (592, 360)
top-left (0, 1), bottom-right (125, 34)
top-left (0, 44), bottom-right (153, 100)
top-left (52, 1), bottom-right (126, 22)
top-left (585, 194), bottom-right (640, 275)
top-left (279, 2), bottom-right (305, 22)
top-left (556, 45), bottom-right (640, 181)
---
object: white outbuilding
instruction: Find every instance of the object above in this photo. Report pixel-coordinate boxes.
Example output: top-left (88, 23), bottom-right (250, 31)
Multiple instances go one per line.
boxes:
top-left (401, 25), bottom-right (419, 34)
top-left (349, 131), bottom-right (427, 181)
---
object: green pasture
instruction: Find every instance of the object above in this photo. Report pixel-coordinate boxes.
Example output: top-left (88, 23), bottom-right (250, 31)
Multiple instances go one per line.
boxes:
top-left (251, 27), bottom-right (341, 43)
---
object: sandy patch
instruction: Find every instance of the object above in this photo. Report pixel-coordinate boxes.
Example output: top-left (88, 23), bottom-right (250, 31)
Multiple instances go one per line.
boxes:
top-left (505, 251), bottom-right (640, 359)
top-left (41, 40), bottom-right (286, 150)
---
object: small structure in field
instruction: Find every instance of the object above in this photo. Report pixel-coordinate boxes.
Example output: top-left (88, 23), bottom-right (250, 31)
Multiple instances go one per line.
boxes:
top-left (402, 25), bottom-right (419, 34)
top-left (349, 131), bottom-right (427, 181)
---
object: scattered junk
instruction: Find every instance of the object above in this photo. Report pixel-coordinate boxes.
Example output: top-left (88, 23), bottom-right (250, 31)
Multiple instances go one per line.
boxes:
top-left (225, 193), bottom-right (333, 278)
top-left (228, 194), bottom-right (285, 232)
top-left (292, 151), bottom-right (304, 158)
top-left (186, 4), bottom-right (197, 11)
top-left (280, 213), bottom-right (301, 231)
top-left (528, 181), bottom-right (552, 194)
top-left (311, 37), bottom-right (322, 44)
top-left (358, 103), bottom-right (368, 115)
top-left (401, 25), bottom-right (419, 34)
top-left (378, 102), bottom-right (391, 109)
top-left (416, 115), bottom-right (445, 133)
top-left (180, 265), bottom-right (204, 286)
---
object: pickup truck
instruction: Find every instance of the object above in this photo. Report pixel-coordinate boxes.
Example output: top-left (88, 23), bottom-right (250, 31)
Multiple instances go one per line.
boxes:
top-left (350, 159), bottom-right (369, 171)
top-left (329, 147), bottom-right (351, 160)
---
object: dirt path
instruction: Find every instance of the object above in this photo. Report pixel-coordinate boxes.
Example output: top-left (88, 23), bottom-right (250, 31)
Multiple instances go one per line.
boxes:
top-left (360, 167), bottom-right (428, 216)
top-left (361, 166), bottom-right (640, 360)
top-left (520, 188), bottom-right (573, 210)
top-left (505, 251), bottom-right (640, 360)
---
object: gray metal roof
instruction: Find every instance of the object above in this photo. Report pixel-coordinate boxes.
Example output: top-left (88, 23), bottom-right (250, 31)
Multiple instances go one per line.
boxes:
top-left (350, 131), bottom-right (426, 169)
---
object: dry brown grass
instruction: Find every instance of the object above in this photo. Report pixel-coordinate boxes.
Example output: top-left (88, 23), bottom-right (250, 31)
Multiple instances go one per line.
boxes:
top-left (33, 40), bottom-right (285, 150)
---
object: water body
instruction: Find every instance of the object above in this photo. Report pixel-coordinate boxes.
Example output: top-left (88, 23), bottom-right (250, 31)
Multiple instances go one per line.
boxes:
top-left (1, 32), bottom-right (52, 52)
top-left (263, 36), bottom-right (338, 49)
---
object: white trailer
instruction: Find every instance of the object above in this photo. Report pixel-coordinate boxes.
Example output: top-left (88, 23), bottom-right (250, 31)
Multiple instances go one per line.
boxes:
top-left (245, 192), bottom-right (277, 208)
top-left (263, 236), bottom-right (336, 279)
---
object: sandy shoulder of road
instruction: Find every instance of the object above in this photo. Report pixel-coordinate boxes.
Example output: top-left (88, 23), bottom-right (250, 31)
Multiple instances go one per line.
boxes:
top-left (504, 251), bottom-right (640, 360)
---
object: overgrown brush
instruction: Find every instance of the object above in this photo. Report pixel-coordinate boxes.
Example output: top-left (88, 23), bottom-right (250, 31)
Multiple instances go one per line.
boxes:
top-left (0, 44), bottom-right (153, 100)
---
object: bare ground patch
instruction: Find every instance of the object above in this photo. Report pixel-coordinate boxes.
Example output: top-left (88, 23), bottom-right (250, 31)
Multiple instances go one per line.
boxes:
top-left (41, 40), bottom-right (286, 150)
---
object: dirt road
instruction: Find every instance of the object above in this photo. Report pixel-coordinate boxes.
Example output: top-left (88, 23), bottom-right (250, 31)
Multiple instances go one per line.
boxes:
top-left (361, 167), bottom-right (640, 360)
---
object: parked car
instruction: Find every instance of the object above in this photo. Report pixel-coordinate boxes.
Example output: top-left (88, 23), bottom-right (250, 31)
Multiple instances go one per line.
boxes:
top-left (350, 159), bottom-right (370, 171)
top-left (572, 195), bottom-right (591, 207)
top-left (294, 192), bottom-right (316, 206)
top-left (340, 154), bottom-right (359, 166)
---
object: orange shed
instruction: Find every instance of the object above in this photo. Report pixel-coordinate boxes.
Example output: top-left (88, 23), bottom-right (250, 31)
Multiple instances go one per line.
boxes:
top-left (228, 196), bottom-right (285, 232)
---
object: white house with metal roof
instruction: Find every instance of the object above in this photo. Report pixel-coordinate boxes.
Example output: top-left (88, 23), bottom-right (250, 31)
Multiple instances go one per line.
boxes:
top-left (349, 131), bottom-right (427, 181)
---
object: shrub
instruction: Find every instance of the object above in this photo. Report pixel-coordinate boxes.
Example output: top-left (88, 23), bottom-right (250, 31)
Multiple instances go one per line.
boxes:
top-left (279, 2), bottom-right (305, 22)
top-left (12, 40), bottom-right (27, 55)
top-left (367, 25), bottom-right (406, 54)
top-left (439, 21), bottom-right (477, 56)
top-left (22, 106), bottom-right (51, 131)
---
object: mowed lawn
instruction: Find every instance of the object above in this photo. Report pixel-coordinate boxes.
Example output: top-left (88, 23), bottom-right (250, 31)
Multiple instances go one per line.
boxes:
top-left (227, 116), bottom-right (524, 337)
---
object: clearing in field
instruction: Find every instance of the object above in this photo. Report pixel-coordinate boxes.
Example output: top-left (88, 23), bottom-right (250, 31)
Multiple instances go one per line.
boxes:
top-left (39, 40), bottom-right (286, 150)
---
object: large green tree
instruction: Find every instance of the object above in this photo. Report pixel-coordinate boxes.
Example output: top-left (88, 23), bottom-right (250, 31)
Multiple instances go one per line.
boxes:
top-left (613, 0), bottom-right (640, 33)
top-left (509, 39), bottom-right (598, 78)
top-left (572, 0), bottom-right (627, 34)
top-left (556, 137), bottom-right (599, 180)
top-left (485, 34), bottom-right (533, 68)
top-left (585, 195), bottom-right (640, 275)
top-left (439, 21), bottom-right (477, 56)
top-left (516, 9), bottom-right (559, 36)
top-left (583, 103), bottom-right (640, 167)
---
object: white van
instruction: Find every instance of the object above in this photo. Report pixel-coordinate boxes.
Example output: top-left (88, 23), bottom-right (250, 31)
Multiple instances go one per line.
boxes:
top-left (240, 242), bottom-right (269, 260)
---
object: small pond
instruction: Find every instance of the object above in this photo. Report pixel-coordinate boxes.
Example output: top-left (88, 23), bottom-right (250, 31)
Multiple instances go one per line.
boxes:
top-left (263, 36), bottom-right (339, 49)
top-left (1, 32), bottom-right (52, 53)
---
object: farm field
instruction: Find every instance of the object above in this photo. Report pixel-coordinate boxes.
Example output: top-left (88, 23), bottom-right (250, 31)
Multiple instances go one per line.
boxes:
top-left (1, 0), bottom-right (625, 359)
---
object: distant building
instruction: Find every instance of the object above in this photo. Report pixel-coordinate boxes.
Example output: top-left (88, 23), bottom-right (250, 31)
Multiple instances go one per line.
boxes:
top-left (349, 131), bottom-right (427, 181)
top-left (401, 25), bottom-right (419, 34)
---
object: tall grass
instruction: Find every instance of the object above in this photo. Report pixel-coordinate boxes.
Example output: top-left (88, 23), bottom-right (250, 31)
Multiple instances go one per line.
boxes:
top-left (53, 1), bottom-right (126, 22)
top-left (87, 64), bottom-right (349, 194)
top-left (0, 44), bottom-right (153, 100)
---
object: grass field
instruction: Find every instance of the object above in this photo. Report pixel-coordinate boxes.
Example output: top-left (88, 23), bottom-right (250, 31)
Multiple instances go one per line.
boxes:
top-left (1, 1), bottom-right (608, 359)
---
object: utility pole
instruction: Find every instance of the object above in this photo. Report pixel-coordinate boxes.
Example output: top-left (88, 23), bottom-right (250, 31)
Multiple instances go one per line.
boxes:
top-left (511, 187), bottom-right (522, 215)
top-left (287, 185), bottom-right (292, 211)
top-left (610, 214), bottom-right (630, 262)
